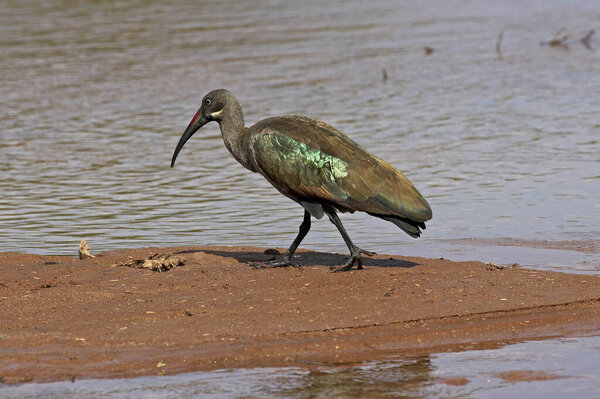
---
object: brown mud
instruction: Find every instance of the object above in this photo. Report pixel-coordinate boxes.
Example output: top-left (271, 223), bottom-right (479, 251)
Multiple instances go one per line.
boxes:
top-left (1, 246), bottom-right (600, 384)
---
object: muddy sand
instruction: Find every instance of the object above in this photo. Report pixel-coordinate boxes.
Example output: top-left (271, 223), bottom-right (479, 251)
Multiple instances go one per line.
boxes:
top-left (1, 246), bottom-right (600, 384)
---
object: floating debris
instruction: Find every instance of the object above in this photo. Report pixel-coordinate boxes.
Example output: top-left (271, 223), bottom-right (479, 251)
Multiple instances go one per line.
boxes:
top-left (540, 28), bottom-right (596, 50)
top-left (79, 240), bottom-right (95, 259)
top-left (496, 31), bottom-right (504, 60)
top-left (581, 29), bottom-right (595, 49)
top-left (382, 67), bottom-right (388, 83)
top-left (114, 253), bottom-right (185, 272)
top-left (424, 46), bottom-right (434, 55)
top-left (540, 28), bottom-right (570, 49)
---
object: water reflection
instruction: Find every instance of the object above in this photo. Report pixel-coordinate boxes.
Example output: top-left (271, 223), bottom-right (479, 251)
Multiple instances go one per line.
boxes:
top-left (4, 336), bottom-right (600, 398)
top-left (0, 357), bottom-right (437, 399)
top-left (274, 357), bottom-right (434, 398)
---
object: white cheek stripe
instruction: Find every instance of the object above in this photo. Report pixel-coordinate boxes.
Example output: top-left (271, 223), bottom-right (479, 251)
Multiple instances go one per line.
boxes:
top-left (210, 109), bottom-right (223, 118)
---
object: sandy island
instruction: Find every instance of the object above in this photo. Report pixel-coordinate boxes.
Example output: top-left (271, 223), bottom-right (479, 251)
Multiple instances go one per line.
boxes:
top-left (1, 246), bottom-right (600, 384)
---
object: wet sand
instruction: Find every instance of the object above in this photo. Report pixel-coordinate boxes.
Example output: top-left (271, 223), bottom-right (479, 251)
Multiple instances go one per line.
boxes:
top-left (1, 246), bottom-right (600, 384)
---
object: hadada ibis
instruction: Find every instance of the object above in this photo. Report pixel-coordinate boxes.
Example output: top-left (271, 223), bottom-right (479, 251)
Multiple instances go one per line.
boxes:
top-left (171, 89), bottom-right (432, 272)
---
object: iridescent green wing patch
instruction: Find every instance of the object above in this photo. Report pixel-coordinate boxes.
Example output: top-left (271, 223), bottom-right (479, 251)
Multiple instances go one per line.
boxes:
top-left (254, 133), bottom-right (350, 201)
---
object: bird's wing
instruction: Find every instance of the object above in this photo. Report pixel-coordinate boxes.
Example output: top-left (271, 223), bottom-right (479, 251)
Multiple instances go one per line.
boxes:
top-left (250, 116), bottom-right (432, 222)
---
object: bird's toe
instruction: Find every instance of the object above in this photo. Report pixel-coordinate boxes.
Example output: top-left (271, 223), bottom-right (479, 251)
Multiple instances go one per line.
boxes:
top-left (329, 256), bottom-right (358, 273)
top-left (358, 248), bottom-right (376, 256)
top-left (330, 247), bottom-right (375, 272)
top-left (250, 258), bottom-right (299, 269)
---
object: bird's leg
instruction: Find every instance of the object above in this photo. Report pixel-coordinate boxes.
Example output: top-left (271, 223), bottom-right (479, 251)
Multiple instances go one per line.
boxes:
top-left (251, 210), bottom-right (311, 269)
top-left (325, 211), bottom-right (375, 272)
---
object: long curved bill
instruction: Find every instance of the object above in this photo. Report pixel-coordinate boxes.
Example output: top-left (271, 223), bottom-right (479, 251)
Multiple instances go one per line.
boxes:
top-left (171, 114), bottom-right (209, 167)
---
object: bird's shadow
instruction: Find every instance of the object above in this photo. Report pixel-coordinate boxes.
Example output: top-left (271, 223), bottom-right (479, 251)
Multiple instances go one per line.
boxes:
top-left (175, 248), bottom-right (419, 269)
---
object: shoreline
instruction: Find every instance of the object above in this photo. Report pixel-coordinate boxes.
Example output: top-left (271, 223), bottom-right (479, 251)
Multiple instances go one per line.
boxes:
top-left (2, 246), bottom-right (600, 384)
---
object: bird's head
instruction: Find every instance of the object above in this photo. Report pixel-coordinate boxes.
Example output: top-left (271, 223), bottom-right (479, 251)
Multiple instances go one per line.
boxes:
top-left (171, 89), bottom-right (239, 167)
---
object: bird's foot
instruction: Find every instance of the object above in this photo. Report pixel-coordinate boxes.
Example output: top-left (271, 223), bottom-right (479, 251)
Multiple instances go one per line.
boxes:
top-left (250, 257), bottom-right (300, 269)
top-left (329, 248), bottom-right (376, 273)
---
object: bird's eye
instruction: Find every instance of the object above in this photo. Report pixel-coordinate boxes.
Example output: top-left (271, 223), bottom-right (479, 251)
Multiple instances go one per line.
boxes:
top-left (204, 98), bottom-right (212, 105)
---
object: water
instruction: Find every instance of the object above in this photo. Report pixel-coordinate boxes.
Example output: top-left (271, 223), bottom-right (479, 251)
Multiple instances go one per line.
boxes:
top-left (1, 0), bottom-right (600, 395)
top-left (3, 335), bottom-right (600, 398)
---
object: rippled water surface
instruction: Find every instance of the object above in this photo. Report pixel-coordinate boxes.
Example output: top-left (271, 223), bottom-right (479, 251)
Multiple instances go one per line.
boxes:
top-left (1, 0), bottom-right (599, 271)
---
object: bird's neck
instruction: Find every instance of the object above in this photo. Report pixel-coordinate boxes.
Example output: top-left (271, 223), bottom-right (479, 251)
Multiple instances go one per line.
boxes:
top-left (218, 107), bottom-right (254, 171)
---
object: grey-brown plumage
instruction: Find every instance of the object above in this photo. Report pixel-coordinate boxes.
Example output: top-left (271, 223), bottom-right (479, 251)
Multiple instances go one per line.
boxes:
top-left (171, 89), bottom-right (432, 272)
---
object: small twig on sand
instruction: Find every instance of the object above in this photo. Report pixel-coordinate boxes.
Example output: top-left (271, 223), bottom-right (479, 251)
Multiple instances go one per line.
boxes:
top-left (486, 262), bottom-right (505, 271)
top-left (486, 262), bottom-right (519, 271)
top-left (113, 253), bottom-right (185, 272)
top-left (581, 29), bottom-right (595, 49)
top-left (496, 31), bottom-right (504, 60)
top-left (79, 240), bottom-right (95, 259)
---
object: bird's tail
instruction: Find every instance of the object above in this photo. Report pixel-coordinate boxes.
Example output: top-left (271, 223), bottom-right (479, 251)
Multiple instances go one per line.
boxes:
top-left (374, 214), bottom-right (426, 238)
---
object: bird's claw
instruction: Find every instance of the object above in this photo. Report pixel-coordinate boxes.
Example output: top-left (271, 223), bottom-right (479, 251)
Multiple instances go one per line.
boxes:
top-left (360, 249), bottom-right (376, 257)
top-left (250, 258), bottom-right (300, 269)
top-left (329, 248), bottom-right (375, 273)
